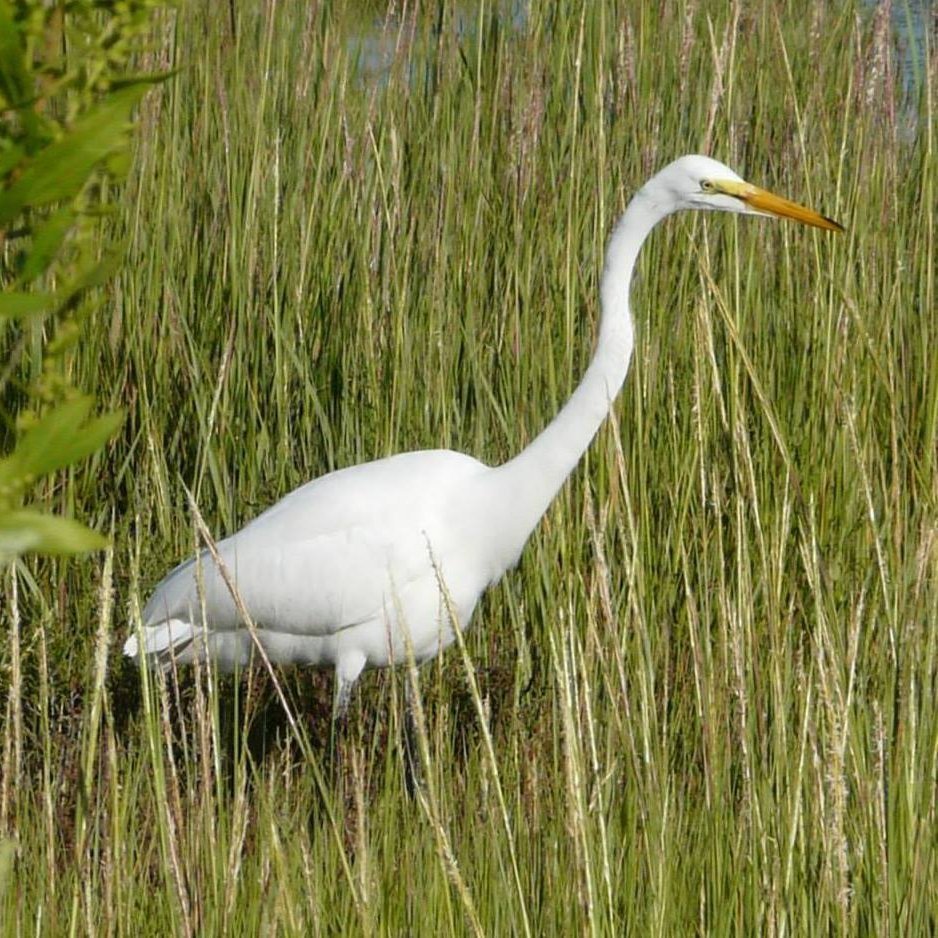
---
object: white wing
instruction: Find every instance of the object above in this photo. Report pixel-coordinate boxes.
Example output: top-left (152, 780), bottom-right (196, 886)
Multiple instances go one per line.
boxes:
top-left (140, 449), bottom-right (488, 640)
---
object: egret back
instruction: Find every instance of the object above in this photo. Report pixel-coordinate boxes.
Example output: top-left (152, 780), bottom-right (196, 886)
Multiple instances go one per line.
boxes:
top-left (129, 449), bottom-right (492, 666)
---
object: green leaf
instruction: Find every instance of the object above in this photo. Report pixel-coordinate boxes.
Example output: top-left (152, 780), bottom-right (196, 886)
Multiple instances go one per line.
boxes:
top-left (0, 397), bottom-right (124, 488)
top-left (0, 508), bottom-right (107, 559)
top-left (0, 143), bottom-right (25, 180)
top-left (112, 70), bottom-right (179, 90)
top-left (0, 1), bottom-right (30, 109)
top-left (66, 245), bottom-right (125, 296)
top-left (0, 290), bottom-right (56, 319)
top-left (45, 318), bottom-right (81, 356)
top-left (104, 148), bottom-right (132, 180)
top-left (0, 82), bottom-right (153, 226)
top-left (17, 206), bottom-right (76, 284)
top-left (0, 2), bottom-right (45, 144)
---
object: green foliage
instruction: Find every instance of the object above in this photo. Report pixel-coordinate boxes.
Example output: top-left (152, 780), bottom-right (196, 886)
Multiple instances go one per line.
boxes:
top-left (0, 0), bottom-right (167, 559)
top-left (0, 84), bottom-right (151, 223)
top-left (0, 507), bottom-right (107, 555)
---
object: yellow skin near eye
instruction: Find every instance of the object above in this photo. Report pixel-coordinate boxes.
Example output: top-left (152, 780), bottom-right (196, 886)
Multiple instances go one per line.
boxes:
top-left (711, 178), bottom-right (843, 231)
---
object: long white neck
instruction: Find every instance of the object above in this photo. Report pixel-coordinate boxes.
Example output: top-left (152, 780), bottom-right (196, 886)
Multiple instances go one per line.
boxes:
top-left (481, 189), bottom-right (669, 572)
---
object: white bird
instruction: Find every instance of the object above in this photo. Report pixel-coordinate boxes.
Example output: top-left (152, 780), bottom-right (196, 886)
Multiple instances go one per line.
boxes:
top-left (125, 155), bottom-right (841, 714)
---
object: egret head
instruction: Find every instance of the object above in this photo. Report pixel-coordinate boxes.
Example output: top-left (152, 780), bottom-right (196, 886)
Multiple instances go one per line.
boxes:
top-left (646, 154), bottom-right (843, 232)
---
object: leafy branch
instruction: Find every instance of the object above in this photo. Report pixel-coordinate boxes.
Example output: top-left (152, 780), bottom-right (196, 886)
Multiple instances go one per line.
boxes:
top-left (0, 0), bottom-right (170, 560)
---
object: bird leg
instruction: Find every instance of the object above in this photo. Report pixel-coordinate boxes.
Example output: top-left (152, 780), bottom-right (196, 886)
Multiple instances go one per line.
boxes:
top-left (333, 675), bottom-right (355, 724)
top-left (332, 649), bottom-right (367, 724)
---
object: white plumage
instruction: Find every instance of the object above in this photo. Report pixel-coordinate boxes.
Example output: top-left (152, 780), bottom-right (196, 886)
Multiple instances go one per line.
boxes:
top-left (125, 155), bottom-right (840, 712)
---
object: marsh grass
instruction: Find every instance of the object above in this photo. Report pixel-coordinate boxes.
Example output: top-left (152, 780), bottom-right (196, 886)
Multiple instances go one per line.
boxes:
top-left (1, 0), bottom-right (936, 933)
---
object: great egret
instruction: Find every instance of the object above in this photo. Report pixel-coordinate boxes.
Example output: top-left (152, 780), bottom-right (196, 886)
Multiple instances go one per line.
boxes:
top-left (125, 155), bottom-right (841, 713)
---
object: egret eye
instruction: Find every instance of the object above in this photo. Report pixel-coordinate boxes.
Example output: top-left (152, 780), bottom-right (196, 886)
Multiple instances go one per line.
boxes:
top-left (700, 179), bottom-right (716, 193)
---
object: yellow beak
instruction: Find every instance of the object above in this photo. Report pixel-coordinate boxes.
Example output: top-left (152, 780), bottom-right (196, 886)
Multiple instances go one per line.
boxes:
top-left (715, 180), bottom-right (843, 232)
